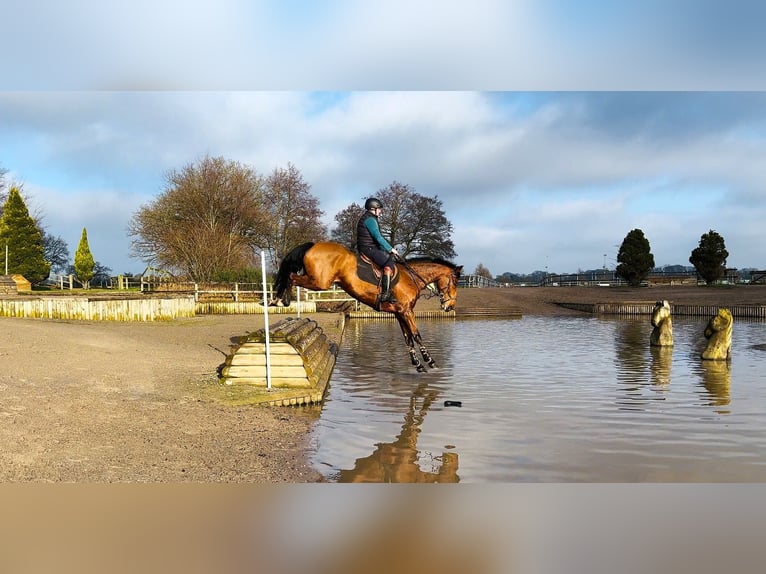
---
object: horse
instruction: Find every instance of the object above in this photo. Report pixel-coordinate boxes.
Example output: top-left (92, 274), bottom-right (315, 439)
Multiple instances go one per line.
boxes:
top-left (650, 300), bottom-right (674, 347)
top-left (272, 241), bottom-right (463, 372)
top-left (702, 307), bottom-right (733, 361)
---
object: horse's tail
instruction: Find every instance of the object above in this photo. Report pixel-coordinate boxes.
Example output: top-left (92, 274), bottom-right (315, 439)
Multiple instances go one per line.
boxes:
top-left (272, 242), bottom-right (315, 304)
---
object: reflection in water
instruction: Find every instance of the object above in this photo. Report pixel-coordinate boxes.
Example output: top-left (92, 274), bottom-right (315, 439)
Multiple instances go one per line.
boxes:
top-left (612, 319), bottom-right (655, 409)
top-left (698, 360), bottom-right (732, 411)
top-left (613, 319), bottom-right (648, 378)
top-left (649, 345), bottom-right (673, 388)
top-left (338, 383), bottom-right (459, 483)
top-left (315, 317), bottom-right (766, 482)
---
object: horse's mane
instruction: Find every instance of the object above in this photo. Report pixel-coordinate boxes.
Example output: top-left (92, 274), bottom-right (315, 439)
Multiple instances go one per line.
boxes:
top-left (404, 256), bottom-right (461, 275)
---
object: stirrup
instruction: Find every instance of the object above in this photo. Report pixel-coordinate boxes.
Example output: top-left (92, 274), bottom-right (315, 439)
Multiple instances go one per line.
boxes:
top-left (380, 291), bottom-right (397, 303)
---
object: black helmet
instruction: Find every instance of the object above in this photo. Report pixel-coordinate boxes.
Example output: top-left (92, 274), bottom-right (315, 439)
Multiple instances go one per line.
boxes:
top-left (364, 197), bottom-right (382, 210)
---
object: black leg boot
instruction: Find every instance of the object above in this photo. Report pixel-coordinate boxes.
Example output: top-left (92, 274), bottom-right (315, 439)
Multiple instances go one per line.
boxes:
top-left (380, 271), bottom-right (397, 303)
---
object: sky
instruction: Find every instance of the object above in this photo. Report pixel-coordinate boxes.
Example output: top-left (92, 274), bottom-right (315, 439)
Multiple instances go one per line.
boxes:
top-left (2, 1), bottom-right (765, 277)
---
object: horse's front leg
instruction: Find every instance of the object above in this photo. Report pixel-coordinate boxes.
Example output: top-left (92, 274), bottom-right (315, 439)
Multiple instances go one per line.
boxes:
top-left (396, 313), bottom-right (436, 373)
top-left (413, 331), bottom-right (437, 369)
top-left (396, 314), bottom-right (427, 372)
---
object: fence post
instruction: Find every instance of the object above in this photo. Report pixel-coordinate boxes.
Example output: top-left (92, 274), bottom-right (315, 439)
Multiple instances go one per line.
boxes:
top-left (234, 282), bottom-right (239, 302)
top-left (261, 251), bottom-right (272, 390)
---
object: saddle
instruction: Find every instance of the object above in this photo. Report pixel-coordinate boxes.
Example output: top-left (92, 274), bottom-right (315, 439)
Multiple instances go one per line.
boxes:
top-left (357, 253), bottom-right (400, 289)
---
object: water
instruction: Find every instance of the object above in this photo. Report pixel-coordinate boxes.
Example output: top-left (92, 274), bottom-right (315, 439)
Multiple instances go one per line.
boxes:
top-left (310, 316), bottom-right (766, 482)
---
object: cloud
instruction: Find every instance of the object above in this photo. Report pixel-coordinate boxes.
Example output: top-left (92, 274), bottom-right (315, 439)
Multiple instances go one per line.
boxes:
top-left (3, 91), bottom-right (766, 275)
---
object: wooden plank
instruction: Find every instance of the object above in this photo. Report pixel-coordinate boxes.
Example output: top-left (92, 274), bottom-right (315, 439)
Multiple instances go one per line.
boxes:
top-left (235, 342), bottom-right (298, 354)
top-left (223, 376), bottom-right (312, 388)
top-left (229, 353), bottom-right (305, 367)
top-left (224, 365), bottom-right (308, 378)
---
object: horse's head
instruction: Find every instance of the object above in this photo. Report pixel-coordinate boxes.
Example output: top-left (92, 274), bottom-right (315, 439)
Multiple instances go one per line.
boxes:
top-left (651, 300), bottom-right (671, 327)
top-left (434, 264), bottom-right (462, 312)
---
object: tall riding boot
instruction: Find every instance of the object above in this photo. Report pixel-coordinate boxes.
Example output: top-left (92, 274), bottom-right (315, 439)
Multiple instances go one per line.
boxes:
top-left (380, 269), bottom-right (397, 303)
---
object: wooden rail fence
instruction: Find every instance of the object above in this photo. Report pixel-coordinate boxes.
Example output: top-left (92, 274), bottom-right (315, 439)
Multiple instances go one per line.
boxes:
top-left (0, 296), bottom-right (196, 321)
top-left (557, 301), bottom-right (766, 319)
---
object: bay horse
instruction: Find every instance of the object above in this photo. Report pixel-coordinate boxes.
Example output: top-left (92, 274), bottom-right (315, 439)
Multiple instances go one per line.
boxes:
top-left (272, 241), bottom-right (462, 372)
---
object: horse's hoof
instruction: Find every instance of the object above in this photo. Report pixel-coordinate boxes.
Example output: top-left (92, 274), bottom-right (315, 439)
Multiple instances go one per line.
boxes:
top-left (416, 365), bottom-right (427, 373)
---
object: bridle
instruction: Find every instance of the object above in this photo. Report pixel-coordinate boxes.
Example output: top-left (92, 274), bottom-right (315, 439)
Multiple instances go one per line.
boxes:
top-left (397, 256), bottom-right (457, 308)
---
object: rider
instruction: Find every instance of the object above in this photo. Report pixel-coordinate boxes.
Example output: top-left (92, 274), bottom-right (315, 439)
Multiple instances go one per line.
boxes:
top-left (357, 197), bottom-right (399, 303)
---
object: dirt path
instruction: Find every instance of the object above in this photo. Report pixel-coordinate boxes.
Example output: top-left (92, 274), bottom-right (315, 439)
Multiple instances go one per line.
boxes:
top-left (0, 313), bottom-right (341, 482)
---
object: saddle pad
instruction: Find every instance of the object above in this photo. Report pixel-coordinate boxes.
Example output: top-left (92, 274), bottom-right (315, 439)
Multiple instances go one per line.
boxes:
top-left (356, 254), bottom-right (400, 288)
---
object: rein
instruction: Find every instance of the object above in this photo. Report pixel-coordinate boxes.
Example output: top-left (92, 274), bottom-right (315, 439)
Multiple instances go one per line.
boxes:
top-left (396, 256), bottom-right (452, 302)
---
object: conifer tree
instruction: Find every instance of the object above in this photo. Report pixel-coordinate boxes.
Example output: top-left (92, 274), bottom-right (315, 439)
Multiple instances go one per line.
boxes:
top-left (689, 229), bottom-right (729, 284)
top-left (0, 186), bottom-right (50, 283)
top-left (74, 227), bottom-right (96, 289)
top-left (615, 228), bottom-right (655, 287)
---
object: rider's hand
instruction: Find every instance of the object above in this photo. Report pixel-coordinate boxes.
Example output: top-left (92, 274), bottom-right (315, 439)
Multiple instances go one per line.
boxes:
top-left (390, 248), bottom-right (399, 258)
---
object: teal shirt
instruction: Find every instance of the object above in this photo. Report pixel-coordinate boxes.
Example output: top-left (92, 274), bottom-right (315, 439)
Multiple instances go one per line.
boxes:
top-left (363, 216), bottom-right (393, 252)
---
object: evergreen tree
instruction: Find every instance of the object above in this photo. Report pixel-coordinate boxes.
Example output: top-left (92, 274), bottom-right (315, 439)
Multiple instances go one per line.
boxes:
top-left (74, 227), bottom-right (96, 289)
top-left (615, 228), bottom-right (655, 287)
top-left (689, 229), bottom-right (729, 284)
top-left (0, 186), bottom-right (50, 283)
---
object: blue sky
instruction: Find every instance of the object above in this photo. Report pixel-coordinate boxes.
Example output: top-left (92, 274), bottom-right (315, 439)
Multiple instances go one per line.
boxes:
top-left (1, 3), bottom-right (765, 276)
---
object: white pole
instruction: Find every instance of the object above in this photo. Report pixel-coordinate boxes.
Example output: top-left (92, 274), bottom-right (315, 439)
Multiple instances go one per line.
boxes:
top-left (261, 251), bottom-right (272, 391)
top-left (5, 244), bottom-right (7, 275)
top-left (296, 286), bottom-right (301, 319)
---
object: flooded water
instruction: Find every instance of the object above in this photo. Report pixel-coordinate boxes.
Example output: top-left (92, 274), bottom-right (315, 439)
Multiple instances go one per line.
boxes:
top-left (310, 316), bottom-right (766, 482)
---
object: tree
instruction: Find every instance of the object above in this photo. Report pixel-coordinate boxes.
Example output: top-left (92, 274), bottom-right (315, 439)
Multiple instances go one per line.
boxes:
top-left (615, 228), bottom-right (655, 287)
top-left (474, 263), bottom-right (493, 279)
top-left (74, 227), bottom-right (96, 289)
top-left (256, 163), bottom-right (327, 269)
top-left (0, 186), bottom-right (50, 283)
top-left (67, 260), bottom-right (112, 288)
top-left (0, 164), bottom-right (7, 201)
top-left (128, 155), bottom-right (267, 281)
top-left (331, 181), bottom-right (456, 260)
top-left (689, 229), bottom-right (729, 284)
top-left (330, 203), bottom-right (363, 250)
top-left (41, 230), bottom-right (71, 274)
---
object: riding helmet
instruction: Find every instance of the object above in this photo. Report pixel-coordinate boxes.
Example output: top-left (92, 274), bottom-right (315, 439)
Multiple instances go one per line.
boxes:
top-left (364, 197), bottom-right (383, 210)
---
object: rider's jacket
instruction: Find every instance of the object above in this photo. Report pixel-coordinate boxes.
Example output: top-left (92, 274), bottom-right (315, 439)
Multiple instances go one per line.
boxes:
top-left (356, 211), bottom-right (393, 253)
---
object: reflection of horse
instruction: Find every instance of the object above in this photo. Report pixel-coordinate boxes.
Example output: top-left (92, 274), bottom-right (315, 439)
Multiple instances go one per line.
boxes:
top-left (702, 308), bottom-right (733, 360)
top-left (338, 384), bottom-right (459, 483)
top-left (272, 241), bottom-right (463, 372)
top-left (650, 300), bottom-right (673, 347)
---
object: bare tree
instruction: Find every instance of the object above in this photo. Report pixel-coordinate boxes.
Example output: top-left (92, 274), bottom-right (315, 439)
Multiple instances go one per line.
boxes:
top-left (256, 163), bottom-right (327, 269)
top-left (128, 155), bottom-right (267, 281)
top-left (330, 202), bottom-right (364, 250)
top-left (331, 181), bottom-right (456, 260)
top-left (41, 230), bottom-right (70, 274)
top-left (474, 263), bottom-right (493, 279)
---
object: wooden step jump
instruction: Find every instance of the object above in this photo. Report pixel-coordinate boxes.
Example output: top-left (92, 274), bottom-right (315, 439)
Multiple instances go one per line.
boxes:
top-left (219, 317), bottom-right (338, 406)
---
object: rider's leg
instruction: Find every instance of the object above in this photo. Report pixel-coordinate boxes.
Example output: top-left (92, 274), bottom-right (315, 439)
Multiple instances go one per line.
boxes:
top-left (380, 266), bottom-right (397, 303)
